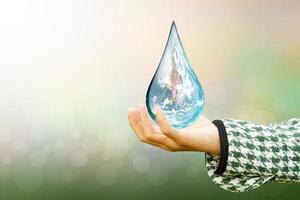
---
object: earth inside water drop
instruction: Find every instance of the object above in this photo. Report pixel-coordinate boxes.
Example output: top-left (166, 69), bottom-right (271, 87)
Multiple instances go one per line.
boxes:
top-left (146, 21), bottom-right (205, 129)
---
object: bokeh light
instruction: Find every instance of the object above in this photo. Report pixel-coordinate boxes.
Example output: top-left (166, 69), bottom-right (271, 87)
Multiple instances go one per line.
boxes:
top-left (0, 0), bottom-right (299, 199)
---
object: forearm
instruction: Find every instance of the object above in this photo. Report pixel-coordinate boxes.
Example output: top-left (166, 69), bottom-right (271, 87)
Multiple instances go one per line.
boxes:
top-left (191, 122), bottom-right (221, 156)
top-left (204, 125), bottom-right (221, 156)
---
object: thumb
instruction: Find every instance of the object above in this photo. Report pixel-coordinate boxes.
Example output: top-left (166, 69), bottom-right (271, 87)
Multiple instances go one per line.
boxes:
top-left (154, 106), bottom-right (182, 142)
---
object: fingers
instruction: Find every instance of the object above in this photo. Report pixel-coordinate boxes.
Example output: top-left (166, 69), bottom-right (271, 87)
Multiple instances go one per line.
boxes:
top-left (128, 106), bottom-right (174, 151)
top-left (154, 106), bottom-right (184, 144)
top-left (128, 104), bottom-right (185, 151)
top-left (138, 103), bottom-right (154, 134)
top-left (144, 133), bottom-right (174, 151)
top-left (128, 107), bottom-right (144, 140)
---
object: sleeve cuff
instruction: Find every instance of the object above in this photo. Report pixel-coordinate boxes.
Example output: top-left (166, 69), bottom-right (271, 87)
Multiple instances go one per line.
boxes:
top-left (204, 118), bottom-right (275, 192)
top-left (212, 119), bottom-right (229, 175)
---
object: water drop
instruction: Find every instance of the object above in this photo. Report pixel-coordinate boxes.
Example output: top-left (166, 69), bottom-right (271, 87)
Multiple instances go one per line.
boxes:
top-left (146, 21), bottom-right (205, 129)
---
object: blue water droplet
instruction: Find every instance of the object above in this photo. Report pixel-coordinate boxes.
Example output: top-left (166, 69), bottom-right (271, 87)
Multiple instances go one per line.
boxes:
top-left (146, 21), bottom-right (205, 129)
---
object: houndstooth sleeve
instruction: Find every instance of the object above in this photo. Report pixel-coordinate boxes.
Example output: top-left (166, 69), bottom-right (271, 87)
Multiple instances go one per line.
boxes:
top-left (205, 118), bottom-right (300, 192)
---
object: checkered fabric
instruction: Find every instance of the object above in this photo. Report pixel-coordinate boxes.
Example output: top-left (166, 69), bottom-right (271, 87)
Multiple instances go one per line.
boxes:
top-left (205, 118), bottom-right (300, 192)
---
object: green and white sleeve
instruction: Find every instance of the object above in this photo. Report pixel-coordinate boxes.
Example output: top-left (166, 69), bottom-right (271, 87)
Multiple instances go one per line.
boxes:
top-left (205, 118), bottom-right (300, 192)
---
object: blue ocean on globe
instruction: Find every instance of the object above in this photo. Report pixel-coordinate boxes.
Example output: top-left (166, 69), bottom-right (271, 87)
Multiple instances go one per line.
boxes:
top-left (146, 21), bottom-right (205, 129)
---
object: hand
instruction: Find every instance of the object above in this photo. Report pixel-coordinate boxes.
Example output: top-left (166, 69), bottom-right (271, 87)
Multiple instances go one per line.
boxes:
top-left (128, 104), bottom-right (220, 156)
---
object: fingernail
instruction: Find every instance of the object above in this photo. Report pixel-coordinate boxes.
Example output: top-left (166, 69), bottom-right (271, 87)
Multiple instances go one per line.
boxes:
top-left (128, 107), bottom-right (134, 113)
top-left (138, 103), bottom-right (144, 108)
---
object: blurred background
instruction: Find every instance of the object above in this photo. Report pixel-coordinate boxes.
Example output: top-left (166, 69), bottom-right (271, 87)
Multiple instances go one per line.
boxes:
top-left (0, 0), bottom-right (299, 199)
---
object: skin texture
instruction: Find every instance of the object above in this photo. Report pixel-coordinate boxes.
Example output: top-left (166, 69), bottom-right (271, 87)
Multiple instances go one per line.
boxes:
top-left (128, 103), bottom-right (220, 156)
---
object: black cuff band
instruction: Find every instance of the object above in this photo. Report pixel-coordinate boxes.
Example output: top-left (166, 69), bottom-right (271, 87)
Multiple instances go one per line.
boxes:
top-left (212, 120), bottom-right (229, 175)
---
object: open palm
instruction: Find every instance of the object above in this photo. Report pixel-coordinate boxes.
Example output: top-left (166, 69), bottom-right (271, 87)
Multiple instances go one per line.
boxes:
top-left (128, 104), bottom-right (220, 155)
